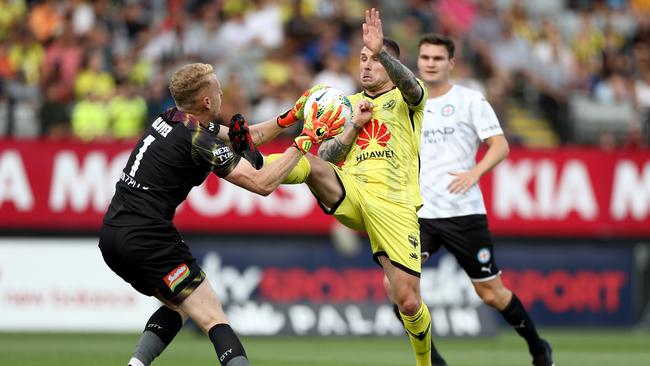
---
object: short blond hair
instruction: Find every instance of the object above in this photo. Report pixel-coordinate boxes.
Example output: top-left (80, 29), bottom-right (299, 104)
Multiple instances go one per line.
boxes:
top-left (169, 63), bottom-right (214, 111)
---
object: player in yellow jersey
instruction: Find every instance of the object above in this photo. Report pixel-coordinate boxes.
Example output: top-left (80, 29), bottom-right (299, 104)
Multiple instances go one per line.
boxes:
top-left (265, 8), bottom-right (432, 366)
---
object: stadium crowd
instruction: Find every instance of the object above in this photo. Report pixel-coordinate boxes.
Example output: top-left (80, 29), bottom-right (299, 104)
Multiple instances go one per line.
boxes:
top-left (0, 0), bottom-right (648, 148)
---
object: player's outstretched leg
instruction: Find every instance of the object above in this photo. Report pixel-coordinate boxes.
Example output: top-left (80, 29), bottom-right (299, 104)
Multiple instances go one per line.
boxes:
top-left (474, 279), bottom-right (554, 366)
top-left (128, 306), bottom-right (185, 366)
top-left (392, 304), bottom-right (448, 366)
top-left (265, 153), bottom-right (311, 184)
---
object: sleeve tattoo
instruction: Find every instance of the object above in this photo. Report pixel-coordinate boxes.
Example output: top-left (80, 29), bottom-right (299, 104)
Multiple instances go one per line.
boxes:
top-left (377, 49), bottom-right (423, 105)
top-left (318, 136), bottom-right (352, 164)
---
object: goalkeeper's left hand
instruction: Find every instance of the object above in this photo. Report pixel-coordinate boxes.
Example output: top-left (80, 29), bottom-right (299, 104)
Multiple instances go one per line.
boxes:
top-left (228, 113), bottom-right (264, 169)
top-left (293, 100), bottom-right (344, 154)
top-left (277, 84), bottom-right (328, 128)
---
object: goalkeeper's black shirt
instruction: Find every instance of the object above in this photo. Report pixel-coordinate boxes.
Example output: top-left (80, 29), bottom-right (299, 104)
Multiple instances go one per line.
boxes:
top-left (103, 108), bottom-right (240, 227)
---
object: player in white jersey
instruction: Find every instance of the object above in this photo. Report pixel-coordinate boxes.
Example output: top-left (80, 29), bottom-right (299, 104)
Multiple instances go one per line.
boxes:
top-left (412, 34), bottom-right (553, 366)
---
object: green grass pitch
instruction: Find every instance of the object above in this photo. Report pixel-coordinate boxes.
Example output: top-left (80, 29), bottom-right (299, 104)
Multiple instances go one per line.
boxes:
top-left (1, 329), bottom-right (649, 366)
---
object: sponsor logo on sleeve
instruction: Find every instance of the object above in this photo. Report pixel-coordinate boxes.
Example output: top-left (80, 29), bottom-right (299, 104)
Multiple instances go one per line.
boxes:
top-left (164, 263), bottom-right (190, 291)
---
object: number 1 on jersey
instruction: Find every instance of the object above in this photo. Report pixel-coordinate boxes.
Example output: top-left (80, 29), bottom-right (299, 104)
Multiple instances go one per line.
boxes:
top-left (129, 134), bottom-right (156, 176)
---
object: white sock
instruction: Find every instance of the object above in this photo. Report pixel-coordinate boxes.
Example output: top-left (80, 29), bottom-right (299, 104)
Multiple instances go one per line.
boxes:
top-left (128, 357), bottom-right (146, 366)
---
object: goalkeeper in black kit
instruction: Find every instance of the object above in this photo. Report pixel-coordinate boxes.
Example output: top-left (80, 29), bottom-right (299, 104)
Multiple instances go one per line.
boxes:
top-left (99, 63), bottom-right (352, 366)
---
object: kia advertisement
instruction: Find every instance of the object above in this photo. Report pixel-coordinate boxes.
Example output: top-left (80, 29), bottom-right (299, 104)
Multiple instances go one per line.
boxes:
top-left (1, 139), bottom-right (649, 237)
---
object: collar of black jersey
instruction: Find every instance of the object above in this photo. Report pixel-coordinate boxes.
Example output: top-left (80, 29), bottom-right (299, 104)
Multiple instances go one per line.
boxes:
top-left (161, 107), bottom-right (202, 126)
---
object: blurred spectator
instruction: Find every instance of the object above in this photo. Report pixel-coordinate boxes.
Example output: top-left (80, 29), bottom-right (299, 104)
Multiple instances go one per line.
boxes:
top-left (435, 0), bottom-right (476, 37)
top-left (390, 15), bottom-right (425, 68)
top-left (301, 19), bottom-right (349, 71)
top-left (258, 48), bottom-right (292, 91)
top-left (8, 28), bottom-right (44, 86)
top-left (74, 50), bottom-right (115, 100)
top-left (572, 11), bottom-right (605, 69)
top-left (313, 52), bottom-right (356, 95)
top-left (593, 54), bottom-right (633, 104)
top-left (71, 93), bottom-right (109, 141)
top-left (504, 0), bottom-right (538, 43)
top-left (0, 43), bottom-right (12, 79)
top-left (451, 58), bottom-right (486, 95)
top-left (70, 0), bottom-right (95, 36)
top-left (39, 82), bottom-right (70, 139)
top-left (108, 80), bottom-right (147, 140)
top-left (0, 0), bottom-right (27, 41)
top-left (28, 0), bottom-right (64, 43)
top-left (145, 74), bottom-right (175, 123)
top-left (530, 20), bottom-right (577, 142)
top-left (405, 0), bottom-right (437, 33)
top-left (250, 80), bottom-right (293, 124)
top-left (246, 0), bottom-right (285, 50)
top-left (0, 0), bottom-right (643, 147)
top-left (41, 22), bottom-right (83, 103)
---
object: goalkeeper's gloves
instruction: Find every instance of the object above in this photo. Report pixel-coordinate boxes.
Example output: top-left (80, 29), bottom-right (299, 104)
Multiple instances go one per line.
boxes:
top-left (276, 84), bottom-right (328, 128)
top-left (228, 113), bottom-right (264, 169)
top-left (293, 101), bottom-right (344, 154)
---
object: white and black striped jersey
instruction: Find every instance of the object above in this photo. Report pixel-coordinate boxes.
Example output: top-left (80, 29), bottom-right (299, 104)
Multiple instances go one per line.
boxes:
top-left (418, 85), bottom-right (503, 219)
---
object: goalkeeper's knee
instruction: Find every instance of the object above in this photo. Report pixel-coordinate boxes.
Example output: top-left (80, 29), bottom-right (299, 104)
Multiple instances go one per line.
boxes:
top-left (265, 154), bottom-right (311, 184)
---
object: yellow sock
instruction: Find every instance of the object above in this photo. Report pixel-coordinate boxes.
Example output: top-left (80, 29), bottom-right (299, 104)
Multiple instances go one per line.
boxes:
top-left (265, 153), bottom-right (311, 184)
top-left (400, 302), bottom-right (432, 366)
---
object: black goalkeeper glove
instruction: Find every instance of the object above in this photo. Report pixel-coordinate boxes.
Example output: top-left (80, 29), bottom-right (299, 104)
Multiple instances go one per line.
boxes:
top-left (228, 113), bottom-right (264, 169)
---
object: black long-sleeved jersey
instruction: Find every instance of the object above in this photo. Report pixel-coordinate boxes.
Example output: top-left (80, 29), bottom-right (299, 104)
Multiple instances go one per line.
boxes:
top-left (103, 108), bottom-right (240, 226)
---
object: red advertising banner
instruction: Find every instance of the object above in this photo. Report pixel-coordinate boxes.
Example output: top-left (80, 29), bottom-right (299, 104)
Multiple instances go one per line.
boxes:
top-left (1, 139), bottom-right (649, 237)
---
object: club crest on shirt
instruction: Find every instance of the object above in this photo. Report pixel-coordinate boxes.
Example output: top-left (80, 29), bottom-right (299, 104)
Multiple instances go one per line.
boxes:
top-left (382, 99), bottom-right (396, 110)
top-left (441, 104), bottom-right (455, 117)
top-left (408, 234), bottom-right (419, 249)
top-left (477, 248), bottom-right (491, 264)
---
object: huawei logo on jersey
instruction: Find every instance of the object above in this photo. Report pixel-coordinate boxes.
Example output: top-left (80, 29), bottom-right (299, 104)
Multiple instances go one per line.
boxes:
top-left (356, 119), bottom-right (391, 150)
top-left (355, 119), bottom-right (395, 163)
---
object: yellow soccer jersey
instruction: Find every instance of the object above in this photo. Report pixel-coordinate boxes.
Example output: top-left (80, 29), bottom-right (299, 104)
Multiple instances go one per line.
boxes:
top-left (345, 81), bottom-right (428, 208)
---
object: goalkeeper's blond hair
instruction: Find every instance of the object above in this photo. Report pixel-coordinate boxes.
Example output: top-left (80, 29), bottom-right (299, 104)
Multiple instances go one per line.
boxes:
top-left (169, 63), bottom-right (214, 112)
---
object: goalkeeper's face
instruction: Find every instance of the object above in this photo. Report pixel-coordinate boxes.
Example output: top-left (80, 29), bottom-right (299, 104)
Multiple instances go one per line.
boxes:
top-left (204, 74), bottom-right (223, 119)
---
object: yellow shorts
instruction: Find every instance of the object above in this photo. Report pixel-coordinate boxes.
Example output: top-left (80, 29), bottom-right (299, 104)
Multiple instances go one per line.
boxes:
top-left (317, 165), bottom-right (422, 277)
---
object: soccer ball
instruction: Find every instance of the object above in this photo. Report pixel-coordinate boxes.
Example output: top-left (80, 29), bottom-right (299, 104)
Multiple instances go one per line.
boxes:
top-left (303, 86), bottom-right (353, 135)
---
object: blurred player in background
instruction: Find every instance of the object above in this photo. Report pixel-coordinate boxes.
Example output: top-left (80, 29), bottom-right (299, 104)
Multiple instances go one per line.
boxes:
top-left (397, 33), bottom-right (554, 366)
top-left (259, 8), bottom-right (434, 366)
top-left (99, 63), bottom-right (341, 366)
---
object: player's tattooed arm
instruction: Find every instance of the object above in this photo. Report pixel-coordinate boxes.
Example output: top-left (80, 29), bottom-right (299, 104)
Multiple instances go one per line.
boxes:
top-left (318, 136), bottom-right (352, 163)
top-left (318, 122), bottom-right (363, 163)
top-left (319, 99), bottom-right (373, 163)
top-left (376, 49), bottom-right (423, 105)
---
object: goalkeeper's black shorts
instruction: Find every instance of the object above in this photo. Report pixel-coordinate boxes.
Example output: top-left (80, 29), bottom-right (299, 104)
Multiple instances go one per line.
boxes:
top-left (99, 223), bottom-right (205, 305)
